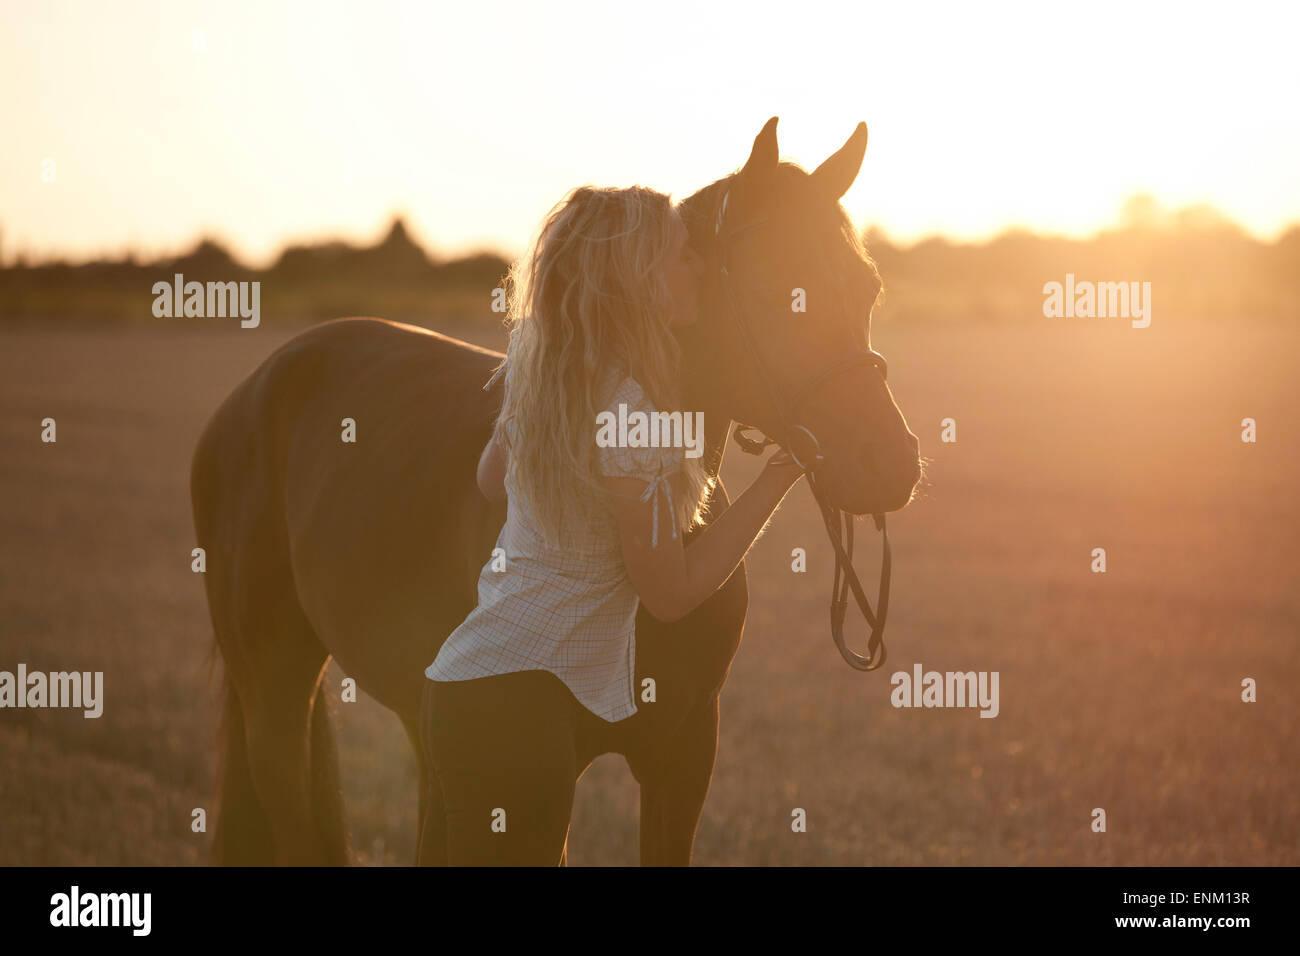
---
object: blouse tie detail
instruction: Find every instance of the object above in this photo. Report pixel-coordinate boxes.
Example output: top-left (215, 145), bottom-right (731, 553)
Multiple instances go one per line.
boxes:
top-left (639, 470), bottom-right (677, 549)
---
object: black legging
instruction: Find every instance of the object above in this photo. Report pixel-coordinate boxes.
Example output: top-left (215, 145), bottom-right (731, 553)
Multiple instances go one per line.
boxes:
top-left (417, 669), bottom-right (611, 866)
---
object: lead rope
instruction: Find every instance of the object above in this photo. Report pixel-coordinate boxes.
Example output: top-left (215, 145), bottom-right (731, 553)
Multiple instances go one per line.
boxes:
top-left (729, 432), bottom-right (891, 670)
top-left (809, 471), bottom-right (890, 671)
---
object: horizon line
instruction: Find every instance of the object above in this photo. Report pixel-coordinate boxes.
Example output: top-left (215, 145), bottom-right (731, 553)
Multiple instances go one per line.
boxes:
top-left (4, 201), bottom-right (1297, 271)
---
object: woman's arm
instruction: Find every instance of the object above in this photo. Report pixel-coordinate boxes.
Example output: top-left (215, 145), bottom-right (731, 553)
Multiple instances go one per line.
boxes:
top-left (476, 423), bottom-right (507, 502)
top-left (602, 451), bottom-right (804, 623)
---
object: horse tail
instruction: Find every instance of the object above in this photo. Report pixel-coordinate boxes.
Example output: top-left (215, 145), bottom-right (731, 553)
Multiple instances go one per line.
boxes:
top-left (211, 669), bottom-right (273, 864)
top-left (207, 662), bottom-right (348, 864)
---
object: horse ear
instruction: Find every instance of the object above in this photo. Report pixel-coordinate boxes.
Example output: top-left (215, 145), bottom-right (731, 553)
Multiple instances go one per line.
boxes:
top-left (739, 116), bottom-right (780, 187)
top-left (810, 122), bottom-right (868, 201)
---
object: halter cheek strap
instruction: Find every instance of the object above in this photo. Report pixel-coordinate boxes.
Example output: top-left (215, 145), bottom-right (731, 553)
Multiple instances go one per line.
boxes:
top-left (712, 179), bottom-right (893, 672)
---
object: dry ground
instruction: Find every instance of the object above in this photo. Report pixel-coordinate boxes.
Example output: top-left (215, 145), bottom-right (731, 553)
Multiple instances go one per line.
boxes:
top-left (1, 314), bottom-right (1295, 865)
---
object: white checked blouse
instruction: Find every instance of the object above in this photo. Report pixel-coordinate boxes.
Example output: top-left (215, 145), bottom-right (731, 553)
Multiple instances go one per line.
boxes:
top-left (424, 364), bottom-right (684, 723)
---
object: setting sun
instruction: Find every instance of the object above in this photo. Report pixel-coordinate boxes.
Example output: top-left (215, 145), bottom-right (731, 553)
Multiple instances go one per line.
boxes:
top-left (3, 0), bottom-right (1297, 266)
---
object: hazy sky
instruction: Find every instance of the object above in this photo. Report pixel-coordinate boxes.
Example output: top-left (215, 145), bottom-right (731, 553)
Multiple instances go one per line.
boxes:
top-left (4, 0), bottom-right (1298, 267)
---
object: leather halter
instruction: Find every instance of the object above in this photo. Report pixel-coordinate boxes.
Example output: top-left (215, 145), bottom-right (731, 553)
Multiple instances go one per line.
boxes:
top-left (712, 180), bottom-right (892, 671)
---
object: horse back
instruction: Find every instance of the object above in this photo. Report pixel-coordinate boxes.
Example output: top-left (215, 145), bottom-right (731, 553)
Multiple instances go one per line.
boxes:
top-left (197, 317), bottom-right (507, 712)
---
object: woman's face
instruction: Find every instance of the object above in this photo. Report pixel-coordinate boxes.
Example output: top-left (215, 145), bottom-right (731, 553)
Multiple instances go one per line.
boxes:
top-left (663, 208), bottom-right (704, 328)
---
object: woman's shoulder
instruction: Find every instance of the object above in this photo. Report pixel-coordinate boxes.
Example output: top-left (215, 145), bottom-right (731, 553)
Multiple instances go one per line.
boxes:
top-left (594, 371), bottom-right (683, 481)
top-left (597, 368), bottom-right (657, 415)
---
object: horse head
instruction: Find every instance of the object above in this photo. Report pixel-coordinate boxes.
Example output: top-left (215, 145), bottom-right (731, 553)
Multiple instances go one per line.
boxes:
top-left (679, 116), bottom-right (921, 516)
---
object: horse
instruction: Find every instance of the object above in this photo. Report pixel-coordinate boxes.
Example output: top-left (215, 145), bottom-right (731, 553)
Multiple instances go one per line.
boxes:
top-left (189, 116), bottom-right (922, 866)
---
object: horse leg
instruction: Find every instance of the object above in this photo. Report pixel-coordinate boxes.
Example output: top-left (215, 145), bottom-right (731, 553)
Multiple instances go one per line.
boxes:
top-left (309, 667), bottom-right (349, 863)
top-left (416, 771), bottom-right (448, 865)
top-left (238, 622), bottom-right (345, 865)
top-left (403, 707), bottom-right (450, 866)
top-left (199, 516), bottom-right (349, 864)
top-left (208, 517), bottom-right (344, 867)
top-left (633, 692), bottom-right (721, 866)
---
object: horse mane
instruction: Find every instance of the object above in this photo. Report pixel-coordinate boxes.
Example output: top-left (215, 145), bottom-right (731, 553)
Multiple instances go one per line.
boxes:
top-left (677, 174), bottom-right (733, 251)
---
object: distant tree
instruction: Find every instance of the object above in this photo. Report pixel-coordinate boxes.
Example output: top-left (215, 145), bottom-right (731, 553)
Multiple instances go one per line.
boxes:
top-left (166, 237), bottom-right (246, 275)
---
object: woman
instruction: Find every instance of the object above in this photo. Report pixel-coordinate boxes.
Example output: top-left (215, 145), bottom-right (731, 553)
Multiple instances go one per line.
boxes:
top-left (418, 184), bottom-right (806, 866)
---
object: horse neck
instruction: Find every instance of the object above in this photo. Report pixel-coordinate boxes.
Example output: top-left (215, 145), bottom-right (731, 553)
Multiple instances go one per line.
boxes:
top-left (675, 328), bottom-right (733, 481)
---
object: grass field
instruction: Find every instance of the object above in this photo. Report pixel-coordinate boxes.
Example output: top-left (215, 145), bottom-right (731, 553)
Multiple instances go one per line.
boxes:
top-left (0, 314), bottom-right (1295, 865)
